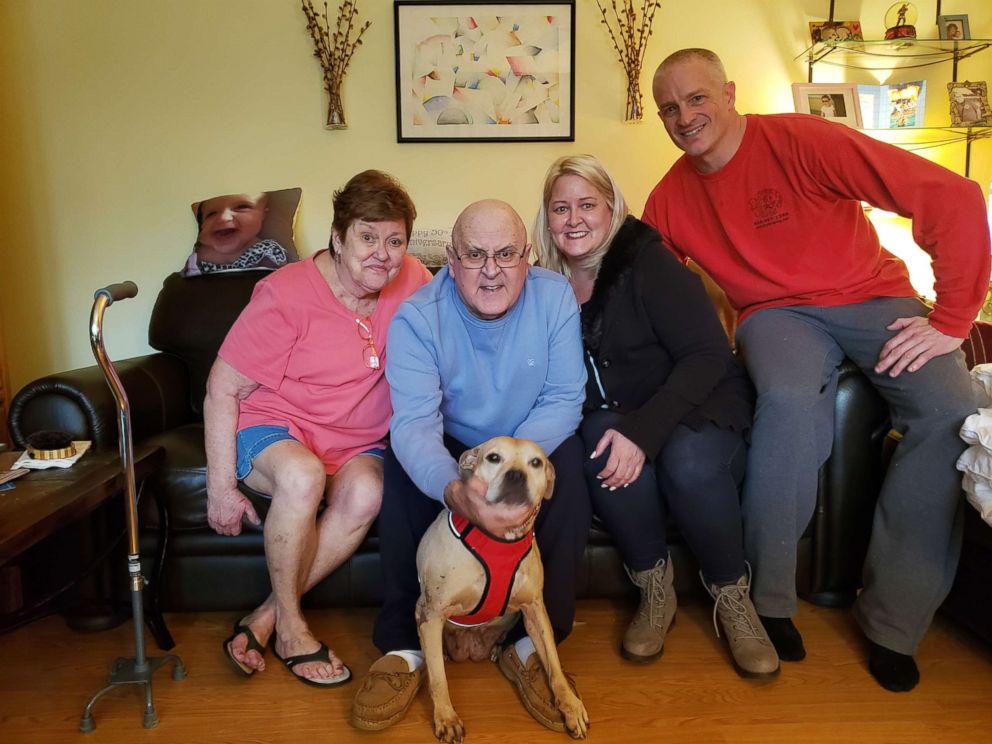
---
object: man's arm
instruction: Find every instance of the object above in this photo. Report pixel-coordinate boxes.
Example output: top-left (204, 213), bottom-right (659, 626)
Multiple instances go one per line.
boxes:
top-left (809, 121), bottom-right (990, 372)
top-left (386, 305), bottom-right (455, 502)
top-left (512, 282), bottom-right (586, 453)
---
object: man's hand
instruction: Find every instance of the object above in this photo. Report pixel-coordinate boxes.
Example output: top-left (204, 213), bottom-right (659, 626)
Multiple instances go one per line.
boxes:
top-left (875, 316), bottom-right (964, 378)
top-left (207, 485), bottom-right (261, 536)
top-left (591, 429), bottom-right (645, 489)
top-left (443, 476), bottom-right (535, 538)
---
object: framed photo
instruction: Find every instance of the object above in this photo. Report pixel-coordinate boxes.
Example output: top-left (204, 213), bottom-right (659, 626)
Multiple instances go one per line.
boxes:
top-left (947, 81), bottom-right (991, 127)
top-left (858, 81), bottom-right (926, 129)
top-left (938, 15), bottom-right (970, 41)
top-left (792, 83), bottom-right (862, 128)
top-left (809, 20), bottom-right (863, 44)
top-left (394, 1), bottom-right (575, 143)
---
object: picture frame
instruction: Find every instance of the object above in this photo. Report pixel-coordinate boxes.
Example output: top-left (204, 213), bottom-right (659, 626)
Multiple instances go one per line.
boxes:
top-left (808, 20), bottom-right (863, 44)
top-left (792, 83), bottom-right (863, 128)
top-left (938, 14), bottom-right (970, 41)
top-left (858, 81), bottom-right (927, 129)
top-left (394, 1), bottom-right (575, 143)
top-left (947, 81), bottom-right (991, 127)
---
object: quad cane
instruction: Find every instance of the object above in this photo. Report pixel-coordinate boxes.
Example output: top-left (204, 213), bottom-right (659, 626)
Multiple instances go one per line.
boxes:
top-left (80, 281), bottom-right (185, 733)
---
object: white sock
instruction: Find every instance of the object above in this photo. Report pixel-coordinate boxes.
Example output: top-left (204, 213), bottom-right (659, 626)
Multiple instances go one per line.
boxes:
top-left (514, 636), bottom-right (535, 664)
top-left (387, 650), bottom-right (424, 672)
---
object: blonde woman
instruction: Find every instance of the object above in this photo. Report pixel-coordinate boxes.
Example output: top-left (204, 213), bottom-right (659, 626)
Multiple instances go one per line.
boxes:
top-left (533, 154), bottom-right (777, 677)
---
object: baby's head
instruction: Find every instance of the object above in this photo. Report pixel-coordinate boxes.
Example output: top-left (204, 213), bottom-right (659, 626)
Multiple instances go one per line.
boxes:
top-left (196, 192), bottom-right (269, 259)
top-left (821, 95), bottom-right (831, 105)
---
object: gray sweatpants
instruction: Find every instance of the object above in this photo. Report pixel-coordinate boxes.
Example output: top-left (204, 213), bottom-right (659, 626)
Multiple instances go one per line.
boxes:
top-left (736, 297), bottom-right (975, 654)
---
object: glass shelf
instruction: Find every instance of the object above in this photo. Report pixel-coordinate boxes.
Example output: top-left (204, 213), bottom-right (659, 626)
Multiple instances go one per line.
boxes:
top-left (796, 38), bottom-right (991, 73)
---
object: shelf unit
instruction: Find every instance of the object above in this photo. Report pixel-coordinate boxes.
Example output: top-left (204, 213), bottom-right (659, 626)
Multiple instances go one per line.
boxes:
top-left (796, 39), bottom-right (991, 83)
top-left (798, 3), bottom-right (990, 177)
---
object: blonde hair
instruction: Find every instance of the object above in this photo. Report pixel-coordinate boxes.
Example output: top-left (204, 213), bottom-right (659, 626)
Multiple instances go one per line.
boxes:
top-left (532, 154), bottom-right (629, 278)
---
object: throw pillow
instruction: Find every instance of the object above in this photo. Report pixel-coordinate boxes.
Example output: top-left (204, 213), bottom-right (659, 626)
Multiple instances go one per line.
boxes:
top-left (181, 187), bottom-right (302, 277)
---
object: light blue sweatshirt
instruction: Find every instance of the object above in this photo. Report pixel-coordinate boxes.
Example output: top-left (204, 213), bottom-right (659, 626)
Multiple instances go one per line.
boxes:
top-left (386, 266), bottom-right (586, 501)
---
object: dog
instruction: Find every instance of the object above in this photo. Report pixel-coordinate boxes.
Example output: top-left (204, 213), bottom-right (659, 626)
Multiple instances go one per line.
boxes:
top-left (415, 436), bottom-right (589, 743)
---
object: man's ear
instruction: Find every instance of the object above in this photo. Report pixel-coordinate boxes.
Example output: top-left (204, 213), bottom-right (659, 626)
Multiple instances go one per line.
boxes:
top-left (542, 459), bottom-right (556, 501)
top-left (725, 80), bottom-right (737, 109)
top-left (458, 447), bottom-right (480, 479)
top-left (446, 244), bottom-right (457, 269)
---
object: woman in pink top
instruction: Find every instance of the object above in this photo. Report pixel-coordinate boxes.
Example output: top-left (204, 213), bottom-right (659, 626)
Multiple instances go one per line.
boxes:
top-left (203, 171), bottom-right (431, 687)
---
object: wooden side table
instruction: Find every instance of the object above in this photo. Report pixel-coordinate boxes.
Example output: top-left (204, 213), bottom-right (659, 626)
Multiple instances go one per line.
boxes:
top-left (0, 444), bottom-right (166, 642)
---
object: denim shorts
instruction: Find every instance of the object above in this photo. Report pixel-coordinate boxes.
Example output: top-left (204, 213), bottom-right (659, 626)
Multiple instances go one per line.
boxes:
top-left (235, 425), bottom-right (386, 481)
top-left (235, 425), bottom-right (297, 481)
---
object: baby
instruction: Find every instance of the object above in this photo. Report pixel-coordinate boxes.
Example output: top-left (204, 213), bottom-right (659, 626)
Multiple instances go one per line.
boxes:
top-left (183, 192), bottom-right (288, 276)
top-left (819, 95), bottom-right (837, 118)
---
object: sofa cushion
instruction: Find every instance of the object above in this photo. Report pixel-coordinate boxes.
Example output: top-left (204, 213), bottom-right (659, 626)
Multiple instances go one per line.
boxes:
top-left (149, 271), bottom-right (268, 416)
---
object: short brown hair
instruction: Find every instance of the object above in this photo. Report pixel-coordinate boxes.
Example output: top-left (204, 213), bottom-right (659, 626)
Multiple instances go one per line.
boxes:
top-left (330, 170), bottom-right (417, 250)
top-left (654, 48), bottom-right (727, 84)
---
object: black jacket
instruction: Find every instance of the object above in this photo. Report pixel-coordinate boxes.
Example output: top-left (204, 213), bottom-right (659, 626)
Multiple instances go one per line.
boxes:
top-left (580, 216), bottom-right (754, 459)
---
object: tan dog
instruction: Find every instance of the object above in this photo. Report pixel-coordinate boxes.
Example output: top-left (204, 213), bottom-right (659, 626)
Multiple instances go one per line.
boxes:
top-left (415, 436), bottom-right (589, 743)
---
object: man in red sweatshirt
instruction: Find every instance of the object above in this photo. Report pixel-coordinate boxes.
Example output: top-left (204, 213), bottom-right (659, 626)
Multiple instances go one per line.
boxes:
top-left (643, 48), bottom-right (991, 692)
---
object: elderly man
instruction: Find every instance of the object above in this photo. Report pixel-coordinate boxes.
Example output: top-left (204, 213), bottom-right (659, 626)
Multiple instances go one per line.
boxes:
top-left (351, 199), bottom-right (590, 731)
top-left (643, 48), bottom-right (990, 692)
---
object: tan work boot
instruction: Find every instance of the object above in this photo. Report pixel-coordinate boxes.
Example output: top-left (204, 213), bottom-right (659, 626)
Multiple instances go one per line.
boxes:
top-left (704, 571), bottom-right (780, 678)
top-left (497, 645), bottom-right (580, 732)
top-left (622, 556), bottom-right (676, 662)
top-left (350, 654), bottom-right (424, 731)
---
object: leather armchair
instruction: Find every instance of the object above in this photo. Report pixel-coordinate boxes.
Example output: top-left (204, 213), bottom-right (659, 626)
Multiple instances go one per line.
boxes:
top-left (8, 270), bottom-right (892, 612)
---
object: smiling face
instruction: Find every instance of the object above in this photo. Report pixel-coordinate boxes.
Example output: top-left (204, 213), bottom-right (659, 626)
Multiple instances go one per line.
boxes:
top-left (448, 200), bottom-right (530, 321)
top-left (652, 55), bottom-right (742, 173)
top-left (197, 193), bottom-right (268, 258)
top-left (547, 174), bottom-right (611, 265)
top-left (332, 218), bottom-right (409, 296)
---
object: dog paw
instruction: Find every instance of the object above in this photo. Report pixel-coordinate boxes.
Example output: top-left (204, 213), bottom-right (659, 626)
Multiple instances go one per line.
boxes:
top-left (560, 699), bottom-right (589, 739)
top-left (434, 714), bottom-right (466, 744)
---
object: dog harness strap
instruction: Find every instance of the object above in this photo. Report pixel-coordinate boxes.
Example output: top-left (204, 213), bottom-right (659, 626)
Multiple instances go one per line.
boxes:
top-left (447, 513), bottom-right (533, 627)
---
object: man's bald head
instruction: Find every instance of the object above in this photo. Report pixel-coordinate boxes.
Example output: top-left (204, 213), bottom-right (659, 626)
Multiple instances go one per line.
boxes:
top-left (452, 199), bottom-right (527, 251)
top-left (448, 199), bottom-right (531, 321)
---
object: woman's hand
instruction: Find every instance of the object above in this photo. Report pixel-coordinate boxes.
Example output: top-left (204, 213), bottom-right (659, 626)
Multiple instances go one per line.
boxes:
top-left (207, 484), bottom-right (261, 536)
top-left (591, 428), bottom-right (645, 489)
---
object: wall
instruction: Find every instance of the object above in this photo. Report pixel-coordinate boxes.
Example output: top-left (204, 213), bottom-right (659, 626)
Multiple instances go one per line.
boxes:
top-left (0, 0), bottom-right (989, 393)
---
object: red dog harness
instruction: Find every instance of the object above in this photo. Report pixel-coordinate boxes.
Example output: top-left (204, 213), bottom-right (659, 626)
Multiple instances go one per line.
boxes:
top-left (446, 512), bottom-right (534, 627)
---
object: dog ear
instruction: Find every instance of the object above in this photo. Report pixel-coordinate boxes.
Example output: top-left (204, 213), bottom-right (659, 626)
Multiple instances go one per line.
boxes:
top-left (542, 458), bottom-right (556, 500)
top-left (458, 447), bottom-right (481, 479)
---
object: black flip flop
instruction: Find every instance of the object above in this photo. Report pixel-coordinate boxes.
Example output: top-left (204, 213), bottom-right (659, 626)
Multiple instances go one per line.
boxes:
top-left (273, 641), bottom-right (352, 688)
top-left (222, 620), bottom-right (266, 677)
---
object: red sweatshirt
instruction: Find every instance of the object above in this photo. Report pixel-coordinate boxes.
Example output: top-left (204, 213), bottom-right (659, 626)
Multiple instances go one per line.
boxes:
top-left (642, 113), bottom-right (990, 338)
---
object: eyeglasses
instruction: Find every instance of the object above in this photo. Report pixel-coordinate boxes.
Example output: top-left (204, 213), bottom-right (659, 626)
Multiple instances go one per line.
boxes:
top-left (355, 318), bottom-right (380, 370)
top-left (452, 247), bottom-right (525, 270)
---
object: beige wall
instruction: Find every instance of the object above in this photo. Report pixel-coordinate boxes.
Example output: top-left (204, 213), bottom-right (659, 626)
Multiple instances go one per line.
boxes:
top-left (1, 0), bottom-right (989, 393)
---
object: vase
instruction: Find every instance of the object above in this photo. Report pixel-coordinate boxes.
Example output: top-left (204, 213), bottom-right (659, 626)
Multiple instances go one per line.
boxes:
top-left (325, 89), bottom-right (347, 130)
top-left (624, 76), bottom-right (644, 123)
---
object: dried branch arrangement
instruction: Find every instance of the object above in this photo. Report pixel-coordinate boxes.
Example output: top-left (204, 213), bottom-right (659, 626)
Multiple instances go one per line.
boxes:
top-left (595, 1), bottom-right (663, 121)
top-left (301, 0), bottom-right (371, 129)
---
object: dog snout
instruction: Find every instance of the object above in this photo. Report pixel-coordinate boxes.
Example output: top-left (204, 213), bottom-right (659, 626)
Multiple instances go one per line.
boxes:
top-left (495, 468), bottom-right (532, 506)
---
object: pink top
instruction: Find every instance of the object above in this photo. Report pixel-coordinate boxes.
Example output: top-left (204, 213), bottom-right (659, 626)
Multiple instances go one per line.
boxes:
top-left (219, 250), bottom-right (431, 474)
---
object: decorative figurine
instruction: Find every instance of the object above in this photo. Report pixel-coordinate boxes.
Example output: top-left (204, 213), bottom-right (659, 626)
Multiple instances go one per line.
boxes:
top-left (884, 2), bottom-right (917, 41)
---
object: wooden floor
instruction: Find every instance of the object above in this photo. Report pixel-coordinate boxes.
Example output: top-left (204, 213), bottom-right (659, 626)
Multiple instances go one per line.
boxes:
top-left (1, 599), bottom-right (991, 743)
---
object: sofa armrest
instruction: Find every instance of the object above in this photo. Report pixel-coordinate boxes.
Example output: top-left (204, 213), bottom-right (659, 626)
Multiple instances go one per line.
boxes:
top-left (8, 352), bottom-right (196, 448)
top-left (803, 360), bottom-right (891, 605)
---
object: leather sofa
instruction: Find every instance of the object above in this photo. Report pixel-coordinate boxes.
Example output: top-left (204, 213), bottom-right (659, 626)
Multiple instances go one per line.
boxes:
top-left (8, 269), bottom-right (895, 621)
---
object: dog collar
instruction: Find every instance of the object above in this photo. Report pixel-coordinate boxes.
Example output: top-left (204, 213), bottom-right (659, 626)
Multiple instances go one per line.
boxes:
top-left (446, 512), bottom-right (534, 627)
